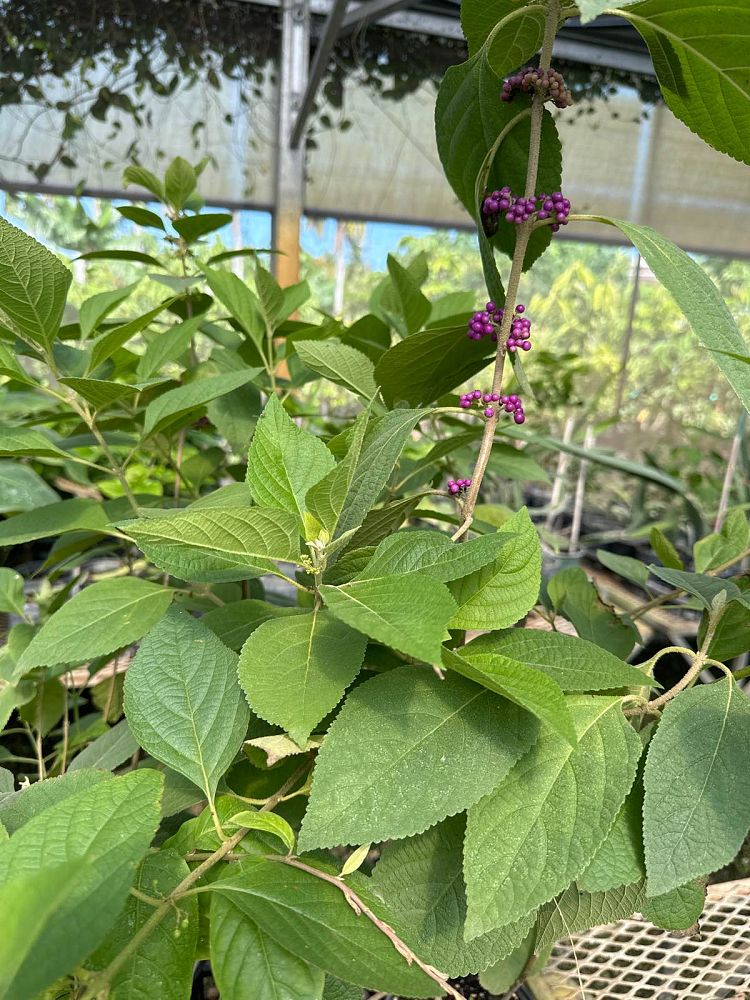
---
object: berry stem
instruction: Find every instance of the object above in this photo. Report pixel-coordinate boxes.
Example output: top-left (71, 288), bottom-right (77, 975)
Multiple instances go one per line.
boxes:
top-left (453, 0), bottom-right (560, 541)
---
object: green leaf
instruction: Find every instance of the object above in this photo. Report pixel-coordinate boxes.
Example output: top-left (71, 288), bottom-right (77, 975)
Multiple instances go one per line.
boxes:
top-left (0, 770), bottom-right (111, 835)
top-left (694, 509), bottom-right (748, 572)
top-left (442, 646), bottom-right (576, 745)
top-left (578, 784), bottom-right (646, 893)
top-left (385, 255), bottom-right (431, 335)
top-left (136, 314), bottom-right (203, 379)
top-left (320, 574), bottom-right (455, 663)
top-left (68, 719), bottom-right (139, 773)
top-left (172, 212), bottom-right (232, 242)
top-left (449, 507), bottom-right (541, 630)
top-left (643, 677), bottom-right (750, 896)
top-left (0, 462), bottom-right (58, 513)
top-left (59, 377), bottom-right (142, 410)
top-left (164, 156), bottom-right (197, 210)
top-left (463, 628), bottom-right (653, 692)
top-left (144, 369), bottom-right (260, 436)
top-left (295, 339), bottom-right (378, 400)
top-left (334, 408), bottom-right (428, 538)
top-left (124, 606), bottom-right (250, 802)
top-left (78, 281), bottom-right (139, 339)
top-left (238, 610), bottom-right (367, 747)
top-left (255, 261), bottom-right (285, 332)
top-left (203, 267), bottom-right (265, 353)
top-left (88, 299), bottom-right (176, 373)
top-left (0, 497), bottom-right (111, 547)
top-left (203, 599), bottom-right (302, 651)
top-left (307, 409), bottom-right (370, 536)
top-left (479, 931), bottom-right (547, 996)
top-left (211, 887), bottom-right (325, 1000)
top-left (120, 506), bottom-right (301, 580)
top-left (18, 578), bottom-right (173, 670)
top-left (548, 566), bottom-right (639, 658)
top-left (590, 217), bottom-right (750, 415)
top-left (0, 343), bottom-right (36, 385)
top-left (210, 857), bottom-right (439, 996)
top-left (370, 816), bottom-right (536, 977)
top-left (77, 249), bottom-right (166, 268)
top-left (246, 394), bottom-right (336, 519)
top-left (649, 565), bottom-right (750, 610)
top-left (643, 879), bottom-right (706, 931)
top-left (464, 696), bottom-right (642, 937)
top-left (0, 770), bottom-right (163, 998)
top-left (0, 568), bottom-right (25, 617)
top-left (576, 0), bottom-right (612, 23)
top-left (650, 526), bottom-right (684, 569)
top-left (0, 217), bottom-right (71, 348)
top-left (359, 529), bottom-right (514, 583)
top-left (115, 204), bottom-right (165, 229)
top-left (375, 325), bottom-right (493, 407)
top-left (0, 426), bottom-right (71, 459)
top-left (226, 810), bottom-right (296, 853)
top-left (323, 978), bottom-right (361, 1000)
top-left (619, 0), bottom-right (750, 165)
top-left (535, 881), bottom-right (647, 952)
top-left (490, 442), bottom-right (550, 483)
top-left (91, 850), bottom-right (198, 1000)
top-left (123, 164), bottom-right (165, 199)
top-left (597, 549), bottom-right (650, 589)
top-left (299, 666), bottom-right (537, 850)
top-left (461, 0), bottom-right (544, 60)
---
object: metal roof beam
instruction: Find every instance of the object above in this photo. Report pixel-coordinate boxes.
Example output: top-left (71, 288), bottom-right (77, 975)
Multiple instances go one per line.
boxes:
top-left (340, 0), bottom-right (418, 33)
top-left (290, 0), bottom-right (350, 149)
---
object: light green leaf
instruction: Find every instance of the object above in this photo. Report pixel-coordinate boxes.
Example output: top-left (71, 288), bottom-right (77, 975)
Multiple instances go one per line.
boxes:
top-left (577, 0), bottom-right (611, 23)
top-left (165, 156), bottom-right (197, 210)
top-left (642, 879), bottom-right (706, 930)
top-left (18, 578), bottom-right (173, 670)
top-left (0, 770), bottom-right (111, 835)
top-left (203, 267), bottom-right (265, 352)
top-left (0, 770), bottom-right (163, 998)
top-left (359, 529), bottom-right (513, 583)
top-left (597, 549), bottom-right (650, 589)
top-left (0, 462), bottom-right (58, 513)
top-left (172, 212), bottom-right (232, 243)
top-left (578, 784), bottom-right (646, 893)
top-left (246, 394), bottom-right (335, 520)
top-left (238, 610), bottom-right (367, 747)
top-left (462, 628), bottom-right (653, 691)
top-left (79, 281), bottom-right (140, 339)
top-left (120, 506), bottom-right (301, 578)
top-left (649, 565), bottom-right (750, 610)
top-left (255, 261), bottom-right (285, 332)
top-left (371, 817), bottom-right (536, 978)
top-left (203, 599), bottom-right (303, 651)
top-left (323, 977), bottom-right (361, 1000)
top-left (651, 526), bottom-right (684, 569)
top-left (694, 509), bottom-right (748, 572)
top-left (0, 343), bottom-right (36, 385)
top-left (535, 881), bottom-right (648, 952)
top-left (548, 566), bottom-right (639, 658)
top-left (136, 314), bottom-right (203, 379)
top-left (385, 255), bottom-right (431, 335)
top-left (246, 734), bottom-right (323, 767)
top-left (490, 443), bottom-right (551, 483)
top-left (89, 299), bottom-right (176, 372)
top-left (91, 850), bottom-right (198, 1000)
top-left (320, 574), bottom-right (455, 663)
top-left (123, 164), bottom-right (165, 199)
top-left (295, 339), bottom-right (378, 400)
top-left (442, 646), bottom-right (576, 745)
top-left (0, 217), bottom-right (71, 347)
top-left (299, 666), bottom-right (537, 851)
top-left (449, 507), bottom-right (541, 630)
top-left (59, 377), bottom-right (142, 410)
top-left (0, 568), bottom-right (25, 617)
top-left (210, 857), bottom-right (438, 997)
top-left (334, 408), bottom-right (428, 538)
top-left (144, 369), bottom-right (260, 436)
top-left (479, 931), bottom-right (547, 996)
top-left (619, 0), bottom-right (750, 165)
top-left (643, 677), bottom-right (750, 896)
top-left (211, 887), bottom-right (325, 1000)
top-left (68, 719), bottom-right (139, 773)
top-left (0, 497), bottom-right (111, 547)
top-left (226, 810), bottom-right (296, 853)
top-left (464, 696), bottom-right (642, 938)
top-left (0, 427), bottom-right (70, 459)
top-left (307, 408), bottom-right (370, 536)
top-left (124, 606), bottom-right (250, 802)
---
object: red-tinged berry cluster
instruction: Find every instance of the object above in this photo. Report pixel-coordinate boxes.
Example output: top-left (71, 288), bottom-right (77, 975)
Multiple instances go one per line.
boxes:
top-left (447, 478), bottom-right (472, 495)
top-left (501, 66), bottom-right (572, 109)
top-left (467, 302), bottom-right (532, 353)
top-left (482, 187), bottom-right (571, 233)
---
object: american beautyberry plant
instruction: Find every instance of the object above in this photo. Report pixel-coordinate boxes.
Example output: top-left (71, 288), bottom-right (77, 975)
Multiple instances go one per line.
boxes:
top-left (0, 2), bottom-right (750, 999)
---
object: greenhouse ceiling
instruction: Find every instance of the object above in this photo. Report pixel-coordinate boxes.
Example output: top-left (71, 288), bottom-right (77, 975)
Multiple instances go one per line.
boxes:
top-left (0, 0), bottom-right (748, 259)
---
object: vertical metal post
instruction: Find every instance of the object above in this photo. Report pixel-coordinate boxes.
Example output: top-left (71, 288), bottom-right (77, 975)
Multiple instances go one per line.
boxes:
top-left (333, 219), bottom-right (347, 317)
top-left (231, 211), bottom-right (243, 277)
top-left (274, 0), bottom-right (309, 287)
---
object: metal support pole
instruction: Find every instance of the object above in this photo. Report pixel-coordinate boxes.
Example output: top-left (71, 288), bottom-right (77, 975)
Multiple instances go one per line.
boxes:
top-left (275, 0), bottom-right (310, 286)
top-left (340, 0), bottom-right (416, 34)
top-left (290, 0), bottom-right (349, 150)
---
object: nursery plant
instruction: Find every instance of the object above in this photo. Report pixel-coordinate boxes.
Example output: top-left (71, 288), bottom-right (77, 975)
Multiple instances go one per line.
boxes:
top-left (1, 1), bottom-right (750, 998)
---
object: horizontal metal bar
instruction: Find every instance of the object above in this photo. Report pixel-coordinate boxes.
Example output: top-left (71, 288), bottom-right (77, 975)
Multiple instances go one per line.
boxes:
top-left (340, 0), bottom-right (416, 33)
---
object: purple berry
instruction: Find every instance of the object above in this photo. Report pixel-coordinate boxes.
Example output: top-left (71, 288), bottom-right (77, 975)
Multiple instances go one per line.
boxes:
top-left (484, 407), bottom-right (494, 418)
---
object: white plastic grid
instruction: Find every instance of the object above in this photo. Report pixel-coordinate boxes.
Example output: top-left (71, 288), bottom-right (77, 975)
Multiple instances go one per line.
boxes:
top-left (541, 880), bottom-right (750, 999)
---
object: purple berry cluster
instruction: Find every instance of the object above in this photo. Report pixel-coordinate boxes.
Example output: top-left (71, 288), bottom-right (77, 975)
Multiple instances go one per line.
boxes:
top-left (467, 302), bottom-right (532, 353)
top-left (501, 66), bottom-right (573, 109)
top-left (500, 393), bottom-right (526, 424)
top-left (459, 387), bottom-right (501, 418)
top-left (482, 187), bottom-right (571, 233)
top-left (448, 478), bottom-right (472, 495)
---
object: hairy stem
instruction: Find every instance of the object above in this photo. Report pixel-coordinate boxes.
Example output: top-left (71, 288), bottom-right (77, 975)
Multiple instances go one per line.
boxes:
top-left (453, 0), bottom-right (560, 541)
top-left (630, 545), bottom-right (750, 620)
